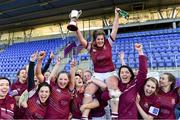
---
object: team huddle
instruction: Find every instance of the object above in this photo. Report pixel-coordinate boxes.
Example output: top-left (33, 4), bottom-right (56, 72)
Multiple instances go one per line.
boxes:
top-left (0, 8), bottom-right (179, 120)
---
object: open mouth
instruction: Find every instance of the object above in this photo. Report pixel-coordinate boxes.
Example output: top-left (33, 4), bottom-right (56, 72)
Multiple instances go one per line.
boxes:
top-left (1, 90), bottom-right (8, 94)
top-left (60, 83), bottom-right (67, 88)
top-left (40, 96), bottom-right (47, 102)
top-left (78, 81), bottom-right (82, 84)
top-left (122, 76), bottom-right (128, 80)
top-left (145, 91), bottom-right (151, 95)
top-left (22, 75), bottom-right (27, 79)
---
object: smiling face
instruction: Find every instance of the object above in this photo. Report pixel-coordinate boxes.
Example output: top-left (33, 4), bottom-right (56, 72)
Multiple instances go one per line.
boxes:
top-left (18, 69), bottom-right (27, 83)
top-left (95, 35), bottom-right (105, 48)
top-left (57, 73), bottom-right (69, 89)
top-left (75, 75), bottom-right (83, 87)
top-left (144, 80), bottom-right (157, 96)
top-left (38, 86), bottom-right (50, 103)
top-left (120, 67), bottom-right (132, 83)
top-left (0, 79), bottom-right (10, 99)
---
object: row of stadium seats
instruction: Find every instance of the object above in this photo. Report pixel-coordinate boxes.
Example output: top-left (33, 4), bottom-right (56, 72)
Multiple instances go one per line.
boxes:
top-left (0, 37), bottom-right (75, 82)
top-left (117, 27), bottom-right (180, 38)
top-left (64, 28), bottom-right (180, 71)
top-left (0, 28), bottom-right (180, 81)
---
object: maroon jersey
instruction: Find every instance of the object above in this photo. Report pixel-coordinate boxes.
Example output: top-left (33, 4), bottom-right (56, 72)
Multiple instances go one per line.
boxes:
top-left (91, 89), bottom-right (107, 117)
top-left (45, 81), bottom-right (71, 119)
top-left (175, 87), bottom-right (180, 105)
top-left (86, 36), bottom-right (115, 73)
top-left (118, 55), bottom-right (147, 119)
top-left (11, 79), bottom-right (27, 96)
top-left (70, 90), bottom-right (84, 119)
top-left (11, 79), bottom-right (27, 119)
top-left (24, 94), bottom-right (47, 119)
top-left (138, 90), bottom-right (160, 119)
top-left (157, 89), bottom-right (177, 119)
top-left (0, 95), bottom-right (15, 119)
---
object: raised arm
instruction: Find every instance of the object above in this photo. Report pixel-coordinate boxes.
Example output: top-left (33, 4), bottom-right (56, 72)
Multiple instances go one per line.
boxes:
top-left (135, 43), bottom-right (148, 87)
top-left (42, 51), bottom-right (54, 74)
top-left (36, 51), bottom-right (46, 83)
top-left (135, 43), bottom-right (144, 55)
top-left (28, 52), bottom-right (38, 91)
top-left (75, 27), bottom-right (88, 48)
top-left (110, 7), bottom-right (120, 40)
top-left (69, 59), bottom-right (77, 91)
top-left (119, 51), bottom-right (126, 65)
top-left (136, 94), bottom-right (154, 120)
top-left (48, 57), bottom-right (61, 82)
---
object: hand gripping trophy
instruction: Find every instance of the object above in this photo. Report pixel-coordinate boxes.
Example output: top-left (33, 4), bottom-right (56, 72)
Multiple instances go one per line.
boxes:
top-left (67, 10), bottom-right (82, 31)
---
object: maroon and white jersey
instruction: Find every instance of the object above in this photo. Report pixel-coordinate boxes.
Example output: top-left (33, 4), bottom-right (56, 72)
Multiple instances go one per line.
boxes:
top-left (175, 87), bottom-right (180, 105)
top-left (86, 36), bottom-right (115, 73)
top-left (24, 94), bottom-right (47, 119)
top-left (70, 90), bottom-right (84, 119)
top-left (0, 95), bottom-right (15, 119)
top-left (45, 81), bottom-right (71, 119)
top-left (138, 90), bottom-right (160, 119)
top-left (118, 55), bottom-right (148, 119)
top-left (11, 79), bottom-right (27, 119)
top-left (157, 89), bottom-right (177, 119)
top-left (11, 79), bottom-right (27, 96)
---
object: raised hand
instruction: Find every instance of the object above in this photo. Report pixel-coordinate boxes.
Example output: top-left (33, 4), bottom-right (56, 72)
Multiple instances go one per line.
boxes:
top-left (50, 51), bottom-right (55, 60)
top-left (70, 59), bottom-right (77, 68)
top-left (119, 51), bottom-right (124, 60)
top-left (135, 43), bottom-right (142, 51)
top-left (30, 51), bottom-right (38, 62)
top-left (38, 51), bottom-right (46, 61)
top-left (135, 43), bottom-right (143, 55)
top-left (115, 7), bottom-right (120, 15)
top-left (56, 57), bottom-right (61, 65)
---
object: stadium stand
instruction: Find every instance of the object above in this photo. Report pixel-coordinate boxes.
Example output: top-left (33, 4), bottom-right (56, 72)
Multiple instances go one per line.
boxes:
top-left (0, 38), bottom-right (74, 82)
top-left (64, 28), bottom-right (180, 71)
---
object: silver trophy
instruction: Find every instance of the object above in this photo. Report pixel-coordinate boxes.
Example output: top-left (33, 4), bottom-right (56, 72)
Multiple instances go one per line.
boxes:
top-left (67, 10), bottom-right (82, 31)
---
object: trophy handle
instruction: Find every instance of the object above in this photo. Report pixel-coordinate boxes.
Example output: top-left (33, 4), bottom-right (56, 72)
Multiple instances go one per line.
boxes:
top-left (77, 10), bottom-right (82, 18)
top-left (69, 12), bottom-right (71, 19)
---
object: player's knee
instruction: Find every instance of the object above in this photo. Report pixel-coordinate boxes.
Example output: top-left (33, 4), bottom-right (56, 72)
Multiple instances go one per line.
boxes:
top-left (109, 89), bottom-right (121, 101)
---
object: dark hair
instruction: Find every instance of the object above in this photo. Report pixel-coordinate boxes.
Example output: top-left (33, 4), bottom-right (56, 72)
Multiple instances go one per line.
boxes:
top-left (163, 73), bottom-right (176, 91)
top-left (92, 30), bottom-right (106, 48)
top-left (92, 30), bottom-right (106, 41)
top-left (55, 71), bottom-right (70, 83)
top-left (36, 82), bottom-right (52, 94)
top-left (75, 73), bottom-right (82, 79)
top-left (17, 68), bottom-right (26, 76)
top-left (118, 65), bottom-right (135, 82)
top-left (145, 77), bottom-right (159, 95)
top-left (0, 76), bottom-right (11, 86)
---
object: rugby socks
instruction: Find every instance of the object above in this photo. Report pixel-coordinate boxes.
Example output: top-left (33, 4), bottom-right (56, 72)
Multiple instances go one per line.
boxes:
top-left (81, 116), bottom-right (88, 120)
top-left (111, 112), bottom-right (118, 119)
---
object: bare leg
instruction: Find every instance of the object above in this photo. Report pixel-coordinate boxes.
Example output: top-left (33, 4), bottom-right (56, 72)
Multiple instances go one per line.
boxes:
top-left (106, 76), bottom-right (120, 118)
top-left (82, 82), bottom-right (98, 118)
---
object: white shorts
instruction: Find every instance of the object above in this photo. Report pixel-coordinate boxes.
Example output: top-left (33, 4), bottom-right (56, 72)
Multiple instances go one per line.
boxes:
top-left (92, 70), bottom-right (118, 82)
